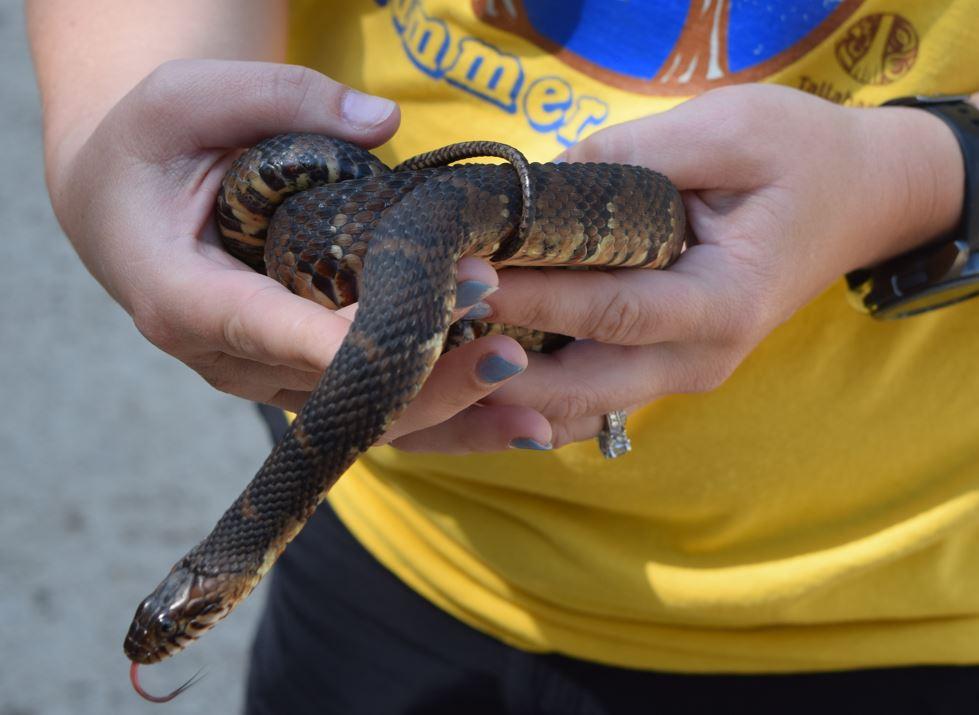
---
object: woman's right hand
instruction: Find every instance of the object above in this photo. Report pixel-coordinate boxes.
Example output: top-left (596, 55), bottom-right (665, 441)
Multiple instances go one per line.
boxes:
top-left (45, 59), bottom-right (551, 452)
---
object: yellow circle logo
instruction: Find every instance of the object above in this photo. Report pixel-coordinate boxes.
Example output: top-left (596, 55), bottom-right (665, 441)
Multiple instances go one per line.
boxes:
top-left (835, 13), bottom-right (918, 85)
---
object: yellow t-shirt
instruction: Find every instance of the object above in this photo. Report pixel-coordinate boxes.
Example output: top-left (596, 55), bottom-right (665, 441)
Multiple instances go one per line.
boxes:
top-left (288, 0), bottom-right (979, 672)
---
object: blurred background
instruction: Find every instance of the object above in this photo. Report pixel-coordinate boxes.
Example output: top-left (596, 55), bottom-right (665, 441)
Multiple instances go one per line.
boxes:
top-left (0, 2), bottom-right (272, 712)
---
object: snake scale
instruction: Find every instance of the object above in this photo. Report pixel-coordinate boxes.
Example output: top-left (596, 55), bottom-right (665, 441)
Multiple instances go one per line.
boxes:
top-left (123, 133), bottom-right (686, 701)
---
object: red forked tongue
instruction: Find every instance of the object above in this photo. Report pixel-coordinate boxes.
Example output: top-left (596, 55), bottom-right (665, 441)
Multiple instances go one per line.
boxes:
top-left (130, 661), bottom-right (204, 703)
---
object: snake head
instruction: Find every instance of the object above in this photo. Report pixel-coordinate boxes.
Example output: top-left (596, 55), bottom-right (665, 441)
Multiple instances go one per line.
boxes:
top-left (123, 562), bottom-right (234, 664)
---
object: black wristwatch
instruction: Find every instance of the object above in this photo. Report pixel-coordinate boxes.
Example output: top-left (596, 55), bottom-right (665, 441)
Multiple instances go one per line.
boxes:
top-left (845, 95), bottom-right (979, 319)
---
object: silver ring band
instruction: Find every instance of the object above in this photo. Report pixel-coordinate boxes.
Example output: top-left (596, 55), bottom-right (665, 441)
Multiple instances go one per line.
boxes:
top-left (597, 410), bottom-right (631, 459)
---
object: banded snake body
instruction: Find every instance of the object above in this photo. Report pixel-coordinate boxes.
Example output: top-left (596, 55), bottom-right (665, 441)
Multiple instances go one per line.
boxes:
top-left (123, 134), bottom-right (686, 701)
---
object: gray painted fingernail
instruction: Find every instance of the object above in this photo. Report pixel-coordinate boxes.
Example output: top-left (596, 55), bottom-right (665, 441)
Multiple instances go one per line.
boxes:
top-left (476, 354), bottom-right (523, 383)
top-left (463, 302), bottom-right (492, 320)
top-left (456, 281), bottom-right (496, 308)
top-left (509, 438), bottom-right (553, 450)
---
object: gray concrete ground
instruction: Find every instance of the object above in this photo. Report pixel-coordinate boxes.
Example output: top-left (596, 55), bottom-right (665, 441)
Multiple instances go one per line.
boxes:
top-left (0, 3), bottom-right (271, 713)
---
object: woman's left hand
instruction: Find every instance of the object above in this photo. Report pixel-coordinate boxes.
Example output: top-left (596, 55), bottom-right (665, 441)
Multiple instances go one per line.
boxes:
top-left (458, 84), bottom-right (966, 448)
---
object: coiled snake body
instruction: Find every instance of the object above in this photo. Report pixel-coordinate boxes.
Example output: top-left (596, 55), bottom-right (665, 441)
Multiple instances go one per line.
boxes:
top-left (123, 134), bottom-right (685, 700)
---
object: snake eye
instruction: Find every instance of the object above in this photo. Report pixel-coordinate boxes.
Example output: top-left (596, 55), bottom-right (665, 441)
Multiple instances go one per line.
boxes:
top-left (158, 617), bottom-right (177, 636)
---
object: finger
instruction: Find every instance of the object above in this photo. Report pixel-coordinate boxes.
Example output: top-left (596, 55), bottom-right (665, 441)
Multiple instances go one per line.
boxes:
top-left (258, 333), bottom-right (537, 441)
top-left (549, 414), bottom-right (607, 450)
top-left (211, 276), bottom-right (352, 372)
top-left (485, 340), bottom-right (736, 421)
top-left (381, 334), bottom-right (528, 443)
top-left (126, 59), bottom-right (400, 155)
top-left (161, 252), bottom-right (499, 394)
top-left (183, 352), bottom-right (319, 405)
top-left (134, 244), bottom-right (354, 375)
top-left (390, 404), bottom-right (552, 454)
top-left (486, 243), bottom-right (744, 346)
top-left (452, 256), bottom-right (498, 321)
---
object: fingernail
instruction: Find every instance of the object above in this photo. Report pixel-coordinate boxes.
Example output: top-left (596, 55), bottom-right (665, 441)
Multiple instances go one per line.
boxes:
top-left (341, 90), bottom-right (396, 128)
top-left (456, 281), bottom-right (496, 308)
top-left (463, 302), bottom-right (492, 320)
top-left (509, 438), bottom-right (552, 450)
top-left (476, 354), bottom-right (523, 383)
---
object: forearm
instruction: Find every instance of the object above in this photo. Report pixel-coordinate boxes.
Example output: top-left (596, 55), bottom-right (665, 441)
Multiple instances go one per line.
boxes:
top-left (856, 92), bottom-right (979, 269)
top-left (27, 0), bottom-right (287, 185)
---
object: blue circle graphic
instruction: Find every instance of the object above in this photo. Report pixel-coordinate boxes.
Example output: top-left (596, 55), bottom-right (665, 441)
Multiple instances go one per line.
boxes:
top-left (521, 0), bottom-right (844, 79)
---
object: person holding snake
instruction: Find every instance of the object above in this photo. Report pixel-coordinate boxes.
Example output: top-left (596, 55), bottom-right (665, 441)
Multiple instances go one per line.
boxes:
top-left (27, 0), bottom-right (979, 712)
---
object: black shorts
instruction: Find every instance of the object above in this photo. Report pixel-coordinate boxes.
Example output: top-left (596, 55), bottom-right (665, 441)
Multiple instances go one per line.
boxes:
top-left (247, 406), bottom-right (979, 714)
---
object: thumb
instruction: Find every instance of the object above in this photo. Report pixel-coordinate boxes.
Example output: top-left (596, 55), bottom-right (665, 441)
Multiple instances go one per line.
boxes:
top-left (122, 59), bottom-right (399, 155)
top-left (557, 88), bottom-right (771, 191)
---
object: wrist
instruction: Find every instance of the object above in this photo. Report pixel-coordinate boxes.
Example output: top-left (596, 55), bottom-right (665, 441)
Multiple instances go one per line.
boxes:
top-left (852, 103), bottom-right (967, 268)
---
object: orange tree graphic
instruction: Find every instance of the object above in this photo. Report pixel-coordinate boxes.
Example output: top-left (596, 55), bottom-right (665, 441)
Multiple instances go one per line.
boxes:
top-left (654, 0), bottom-right (730, 86)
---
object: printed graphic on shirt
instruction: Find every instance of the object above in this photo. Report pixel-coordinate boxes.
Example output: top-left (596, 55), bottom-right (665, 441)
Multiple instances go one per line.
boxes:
top-left (380, 0), bottom-right (611, 147)
top-left (475, 0), bottom-right (864, 93)
top-left (834, 12), bottom-right (918, 84)
top-left (795, 11), bottom-right (918, 104)
top-left (377, 0), bottom-right (893, 148)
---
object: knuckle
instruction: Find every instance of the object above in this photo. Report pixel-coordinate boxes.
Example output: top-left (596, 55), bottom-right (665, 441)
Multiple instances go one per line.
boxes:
top-left (513, 291), bottom-right (548, 331)
top-left (539, 383), bottom-right (601, 422)
top-left (222, 305), bottom-right (253, 358)
top-left (501, 271), bottom-right (557, 331)
top-left (270, 62), bottom-right (317, 91)
top-left (265, 64), bottom-right (328, 122)
top-left (587, 283), bottom-right (647, 344)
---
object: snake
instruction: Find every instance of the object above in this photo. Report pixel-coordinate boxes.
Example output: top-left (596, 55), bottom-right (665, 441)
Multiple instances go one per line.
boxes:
top-left (122, 133), bottom-right (686, 701)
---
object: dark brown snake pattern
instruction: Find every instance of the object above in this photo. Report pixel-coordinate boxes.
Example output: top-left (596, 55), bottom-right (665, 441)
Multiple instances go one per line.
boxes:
top-left (123, 134), bottom-right (686, 691)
